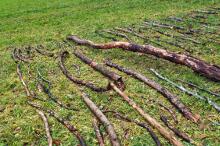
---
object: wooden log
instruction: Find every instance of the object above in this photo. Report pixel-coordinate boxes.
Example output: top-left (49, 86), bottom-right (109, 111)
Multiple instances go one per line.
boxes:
top-left (105, 60), bottom-right (199, 123)
top-left (59, 51), bottom-right (110, 92)
top-left (74, 51), bottom-right (125, 91)
top-left (109, 82), bottom-right (183, 146)
top-left (28, 101), bottom-right (86, 146)
top-left (81, 92), bottom-right (120, 146)
top-left (67, 35), bottom-right (220, 81)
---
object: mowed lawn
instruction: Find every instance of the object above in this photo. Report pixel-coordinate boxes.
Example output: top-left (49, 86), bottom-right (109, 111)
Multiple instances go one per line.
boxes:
top-left (0, 0), bottom-right (220, 145)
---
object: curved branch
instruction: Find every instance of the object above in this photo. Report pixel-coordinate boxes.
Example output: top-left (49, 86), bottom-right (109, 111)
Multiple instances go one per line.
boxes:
top-left (59, 51), bottom-right (110, 92)
top-left (67, 35), bottom-right (220, 81)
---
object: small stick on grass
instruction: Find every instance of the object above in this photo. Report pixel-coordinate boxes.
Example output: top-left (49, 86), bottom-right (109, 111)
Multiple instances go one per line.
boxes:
top-left (104, 110), bottom-right (161, 146)
top-left (92, 117), bottom-right (105, 146)
top-left (160, 116), bottom-right (193, 143)
top-left (109, 82), bottom-right (183, 146)
top-left (28, 101), bottom-right (86, 146)
top-left (177, 79), bottom-right (220, 99)
top-left (81, 91), bottom-right (120, 146)
top-left (36, 110), bottom-right (53, 146)
top-left (16, 64), bottom-right (31, 97)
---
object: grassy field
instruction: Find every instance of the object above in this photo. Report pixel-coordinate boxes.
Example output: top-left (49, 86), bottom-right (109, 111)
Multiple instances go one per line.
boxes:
top-left (0, 0), bottom-right (220, 145)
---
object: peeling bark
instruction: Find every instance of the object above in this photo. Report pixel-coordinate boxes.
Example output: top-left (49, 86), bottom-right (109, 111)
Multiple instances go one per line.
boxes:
top-left (67, 35), bottom-right (220, 81)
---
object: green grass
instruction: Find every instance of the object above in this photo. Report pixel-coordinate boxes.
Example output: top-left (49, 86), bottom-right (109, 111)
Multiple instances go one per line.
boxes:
top-left (0, 0), bottom-right (220, 145)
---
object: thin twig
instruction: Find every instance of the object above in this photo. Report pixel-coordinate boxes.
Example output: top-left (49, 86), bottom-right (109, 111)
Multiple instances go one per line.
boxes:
top-left (150, 69), bottom-right (220, 112)
top-left (36, 110), bottom-right (53, 146)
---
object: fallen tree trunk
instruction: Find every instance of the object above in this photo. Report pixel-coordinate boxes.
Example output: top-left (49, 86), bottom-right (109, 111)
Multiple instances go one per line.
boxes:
top-left (67, 35), bottom-right (220, 81)
top-left (109, 82), bottom-right (183, 146)
top-left (59, 51), bottom-right (110, 92)
top-left (74, 51), bottom-right (125, 91)
top-left (105, 60), bottom-right (199, 123)
top-left (81, 91), bottom-right (120, 146)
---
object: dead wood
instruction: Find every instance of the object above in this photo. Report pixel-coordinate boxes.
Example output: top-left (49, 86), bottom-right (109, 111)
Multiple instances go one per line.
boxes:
top-left (38, 82), bottom-right (78, 111)
top-left (105, 60), bottom-right (199, 123)
top-left (177, 79), bottom-right (220, 99)
top-left (109, 82), bottom-right (183, 146)
top-left (34, 45), bottom-right (54, 57)
top-left (67, 35), bottom-right (220, 81)
top-left (28, 101), bottom-right (87, 146)
top-left (104, 110), bottom-right (161, 146)
top-left (92, 117), bottom-right (105, 146)
top-left (59, 51), bottom-right (110, 92)
top-left (13, 48), bottom-right (30, 63)
top-left (101, 29), bottom-right (132, 42)
top-left (151, 69), bottom-right (220, 112)
top-left (146, 98), bottom-right (178, 124)
top-left (160, 116), bottom-right (193, 143)
top-left (16, 64), bottom-right (32, 97)
top-left (81, 91), bottom-right (120, 146)
top-left (36, 110), bottom-right (53, 146)
top-left (74, 51), bottom-right (125, 91)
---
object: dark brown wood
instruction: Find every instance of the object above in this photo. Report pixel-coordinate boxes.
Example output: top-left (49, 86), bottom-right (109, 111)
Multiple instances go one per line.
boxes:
top-left (67, 35), bottom-right (220, 81)
top-left (104, 110), bottom-right (161, 146)
top-left (59, 51), bottom-right (110, 92)
top-left (28, 101), bottom-right (87, 146)
top-left (109, 82), bottom-right (183, 146)
top-left (74, 51), bottom-right (125, 91)
top-left (92, 117), bottom-right (105, 146)
top-left (105, 60), bottom-right (199, 123)
top-left (160, 116), bottom-right (193, 143)
top-left (81, 91), bottom-right (120, 146)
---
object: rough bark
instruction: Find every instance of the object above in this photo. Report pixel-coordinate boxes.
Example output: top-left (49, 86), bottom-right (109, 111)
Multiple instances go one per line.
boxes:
top-left (28, 101), bottom-right (86, 146)
top-left (160, 116), bottom-right (193, 143)
top-left (81, 92), bottom-right (120, 146)
top-left (67, 35), bottom-right (220, 81)
top-left (105, 60), bottom-right (199, 123)
top-left (109, 82), bottom-right (183, 146)
top-left (104, 110), bottom-right (161, 146)
top-left (92, 117), bottom-right (105, 146)
top-left (74, 51), bottom-right (125, 91)
top-left (59, 51), bottom-right (110, 92)
top-left (36, 110), bottom-right (53, 146)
